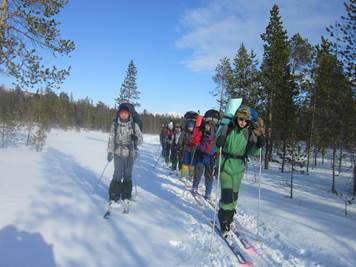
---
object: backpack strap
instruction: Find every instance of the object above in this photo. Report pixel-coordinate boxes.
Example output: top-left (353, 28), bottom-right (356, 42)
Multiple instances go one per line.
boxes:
top-left (220, 123), bottom-right (252, 171)
top-left (113, 117), bottom-right (118, 150)
top-left (243, 125), bottom-right (254, 162)
top-left (132, 118), bottom-right (137, 150)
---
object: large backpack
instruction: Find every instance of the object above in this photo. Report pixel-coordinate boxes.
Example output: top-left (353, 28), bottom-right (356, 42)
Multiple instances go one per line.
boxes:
top-left (115, 102), bottom-right (143, 150)
top-left (248, 107), bottom-right (259, 123)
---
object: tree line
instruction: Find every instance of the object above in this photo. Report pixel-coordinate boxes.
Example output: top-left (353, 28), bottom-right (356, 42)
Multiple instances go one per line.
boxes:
top-left (0, 85), bottom-right (182, 148)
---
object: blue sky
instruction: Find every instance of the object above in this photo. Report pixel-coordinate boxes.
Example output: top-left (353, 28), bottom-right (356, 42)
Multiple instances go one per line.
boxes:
top-left (1, 0), bottom-right (346, 114)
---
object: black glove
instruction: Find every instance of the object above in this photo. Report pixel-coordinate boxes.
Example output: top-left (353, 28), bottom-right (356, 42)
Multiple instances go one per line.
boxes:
top-left (256, 135), bottom-right (266, 148)
top-left (131, 134), bottom-right (138, 141)
top-left (252, 118), bottom-right (265, 137)
top-left (107, 153), bottom-right (113, 162)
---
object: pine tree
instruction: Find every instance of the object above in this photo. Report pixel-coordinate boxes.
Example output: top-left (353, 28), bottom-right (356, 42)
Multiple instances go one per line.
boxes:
top-left (289, 33), bottom-right (314, 173)
top-left (117, 60), bottom-right (140, 107)
top-left (261, 4), bottom-right (296, 169)
top-left (232, 43), bottom-right (261, 107)
top-left (284, 135), bottom-right (306, 199)
top-left (30, 124), bottom-right (48, 152)
top-left (326, 0), bottom-right (356, 196)
top-left (212, 57), bottom-right (234, 113)
top-left (313, 38), bottom-right (349, 193)
top-left (0, 0), bottom-right (75, 89)
top-left (326, 0), bottom-right (355, 90)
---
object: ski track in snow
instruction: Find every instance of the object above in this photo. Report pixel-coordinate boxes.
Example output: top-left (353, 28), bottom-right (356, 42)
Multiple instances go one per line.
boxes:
top-left (0, 129), bottom-right (355, 267)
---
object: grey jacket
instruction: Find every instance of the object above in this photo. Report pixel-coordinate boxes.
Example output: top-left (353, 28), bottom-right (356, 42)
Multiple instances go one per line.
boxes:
top-left (107, 118), bottom-right (143, 158)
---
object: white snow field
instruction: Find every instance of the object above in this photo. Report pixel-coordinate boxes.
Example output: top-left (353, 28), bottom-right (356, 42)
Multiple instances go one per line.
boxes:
top-left (0, 129), bottom-right (355, 267)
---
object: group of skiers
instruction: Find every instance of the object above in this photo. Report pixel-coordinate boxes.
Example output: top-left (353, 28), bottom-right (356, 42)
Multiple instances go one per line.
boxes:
top-left (158, 106), bottom-right (265, 235)
top-left (105, 101), bottom-right (265, 237)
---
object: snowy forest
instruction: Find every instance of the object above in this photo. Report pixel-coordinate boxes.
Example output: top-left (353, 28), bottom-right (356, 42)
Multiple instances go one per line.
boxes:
top-left (0, 1), bottom-right (356, 267)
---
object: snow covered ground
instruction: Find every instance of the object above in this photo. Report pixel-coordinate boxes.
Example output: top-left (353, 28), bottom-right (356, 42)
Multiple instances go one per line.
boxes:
top-left (0, 129), bottom-right (355, 267)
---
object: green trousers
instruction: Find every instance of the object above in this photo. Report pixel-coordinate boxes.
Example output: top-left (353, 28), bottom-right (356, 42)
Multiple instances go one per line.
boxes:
top-left (219, 171), bottom-right (244, 210)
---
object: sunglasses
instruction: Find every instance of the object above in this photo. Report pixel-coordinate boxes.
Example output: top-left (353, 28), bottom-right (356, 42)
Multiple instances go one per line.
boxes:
top-left (237, 117), bottom-right (247, 122)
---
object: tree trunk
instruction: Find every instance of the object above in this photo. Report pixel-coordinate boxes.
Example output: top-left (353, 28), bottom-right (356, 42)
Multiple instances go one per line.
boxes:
top-left (290, 161), bottom-right (294, 199)
top-left (264, 91), bottom-right (273, 169)
top-left (331, 139), bottom-right (336, 193)
top-left (26, 122), bottom-right (33, 146)
top-left (353, 150), bottom-right (356, 197)
top-left (313, 146), bottom-right (318, 168)
top-left (322, 147), bottom-right (325, 165)
top-left (1, 121), bottom-right (4, 148)
top-left (353, 162), bottom-right (356, 197)
top-left (338, 144), bottom-right (343, 175)
top-left (307, 98), bottom-right (316, 175)
top-left (306, 138), bottom-right (311, 175)
top-left (219, 79), bottom-right (225, 115)
top-left (281, 138), bottom-right (287, 173)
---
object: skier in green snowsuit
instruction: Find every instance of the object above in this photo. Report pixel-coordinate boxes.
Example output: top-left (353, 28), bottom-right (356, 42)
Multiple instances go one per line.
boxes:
top-left (215, 106), bottom-right (265, 235)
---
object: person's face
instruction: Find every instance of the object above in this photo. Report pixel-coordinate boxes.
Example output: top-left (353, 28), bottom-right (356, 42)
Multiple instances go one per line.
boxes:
top-left (205, 123), bottom-right (211, 132)
top-left (187, 127), bottom-right (194, 132)
top-left (119, 111), bottom-right (130, 121)
top-left (175, 127), bottom-right (181, 133)
top-left (237, 117), bottom-right (247, 128)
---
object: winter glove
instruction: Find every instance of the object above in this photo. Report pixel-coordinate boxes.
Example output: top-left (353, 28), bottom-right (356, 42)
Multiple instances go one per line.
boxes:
top-left (131, 134), bottom-right (138, 142)
top-left (256, 135), bottom-right (266, 148)
top-left (107, 152), bottom-right (113, 162)
top-left (176, 150), bottom-right (182, 160)
top-left (252, 117), bottom-right (265, 137)
top-left (215, 125), bottom-right (228, 148)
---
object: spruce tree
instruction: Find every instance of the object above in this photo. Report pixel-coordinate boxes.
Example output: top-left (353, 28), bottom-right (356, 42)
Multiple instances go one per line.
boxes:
top-left (289, 33), bottom-right (314, 173)
top-left (212, 57), bottom-right (234, 113)
top-left (232, 43), bottom-right (261, 107)
top-left (261, 4), bottom-right (296, 169)
top-left (313, 38), bottom-right (349, 193)
top-left (326, 0), bottom-right (356, 196)
top-left (117, 60), bottom-right (140, 107)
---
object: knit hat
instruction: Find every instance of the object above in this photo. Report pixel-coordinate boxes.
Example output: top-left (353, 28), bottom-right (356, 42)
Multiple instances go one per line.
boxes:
top-left (186, 120), bottom-right (195, 129)
top-left (235, 106), bottom-right (251, 121)
top-left (118, 103), bottom-right (132, 116)
top-left (119, 108), bottom-right (130, 116)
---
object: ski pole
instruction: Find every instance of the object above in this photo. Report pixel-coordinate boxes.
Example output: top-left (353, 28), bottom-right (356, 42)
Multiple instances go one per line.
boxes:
top-left (257, 148), bottom-right (262, 242)
top-left (188, 145), bottom-right (198, 179)
top-left (153, 153), bottom-right (162, 169)
top-left (93, 161), bottom-right (109, 193)
top-left (132, 166), bottom-right (138, 200)
top-left (209, 147), bottom-right (222, 252)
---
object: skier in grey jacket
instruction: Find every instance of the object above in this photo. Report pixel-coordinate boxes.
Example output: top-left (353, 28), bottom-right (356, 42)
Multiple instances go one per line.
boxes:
top-left (107, 104), bottom-right (143, 207)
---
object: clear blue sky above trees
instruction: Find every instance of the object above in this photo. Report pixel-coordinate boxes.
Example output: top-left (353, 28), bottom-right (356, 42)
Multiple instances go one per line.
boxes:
top-left (0, 0), bottom-right (345, 114)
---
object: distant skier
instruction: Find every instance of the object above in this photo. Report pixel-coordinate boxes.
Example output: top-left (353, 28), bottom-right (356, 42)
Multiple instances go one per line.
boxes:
top-left (163, 122), bottom-right (174, 165)
top-left (107, 103), bottom-right (143, 211)
top-left (215, 106), bottom-right (265, 237)
top-left (170, 124), bottom-right (182, 173)
top-left (159, 123), bottom-right (165, 156)
top-left (191, 110), bottom-right (220, 200)
top-left (178, 120), bottom-right (196, 179)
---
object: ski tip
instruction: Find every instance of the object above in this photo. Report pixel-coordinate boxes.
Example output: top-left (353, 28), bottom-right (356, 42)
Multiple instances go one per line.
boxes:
top-left (241, 262), bottom-right (253, 267)
top-left (246, 246), bottom-right (255, 253)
